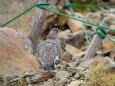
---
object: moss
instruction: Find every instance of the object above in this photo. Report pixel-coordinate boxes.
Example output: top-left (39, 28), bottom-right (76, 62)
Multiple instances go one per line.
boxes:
top-left (72, 0), bottom-right (98, 14)
top-left (84, 64), bottom-right (115, 86)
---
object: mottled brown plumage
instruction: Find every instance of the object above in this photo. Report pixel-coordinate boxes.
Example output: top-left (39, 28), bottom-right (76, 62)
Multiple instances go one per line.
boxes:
top-left (36, 28), bottom-right (62, 70)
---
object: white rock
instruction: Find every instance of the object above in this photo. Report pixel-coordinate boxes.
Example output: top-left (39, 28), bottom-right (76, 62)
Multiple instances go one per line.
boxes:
top-left (68, 80), bottom-right (84, 86)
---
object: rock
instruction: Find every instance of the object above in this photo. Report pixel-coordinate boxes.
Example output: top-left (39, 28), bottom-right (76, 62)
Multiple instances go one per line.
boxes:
top-left (24, 70), bottom-right (38, 76)
top-left (16, 32), bottom-right (33, 53)
top-left (64, 31), bottom-right (85, 48)
top-left (78, 59), bottom-right (94, 68)
top-left (28, 84), bottom-right (33, 86)
top-left (43, 82), bottom-right (54, 86)
top-left (102, 57), bottom-right (115, 67)
top-left (66, 67), bottom-right (84, 73)
top-left (58, 30), bottom-right (71, 39)
top-left (103, 49), bottom-right (115, 60)
top-left (0, 27), bottom-right (39, 76)
top-left (55, 83), bottom-right (64, 86)
top-left (4, 72), bottom-right (19, 81)
top-left (62, 52), bottom-right (72, 61)
top-left (55, 71), bottom-right (69, 80)
top-left (102, 37), bottom-right (115, 52)
top-left (67, 18), bottom-right (84, 32)
top-left (109, 25), bottom-right (115, 35)
top-left (31, 74), bottom-right (40, 83)
top-left (58, 78), bottom-right (68, 84)
top-left (102, 13), bottom-right (115, 25)
top-left (68, 80), bottom-right (84, 86)
top-left (58, 30), bottom-right (70, 49)
top-left (30, 72), bottom-right (53, 83)
top-left (65, 44), bottom-right (82, 57)
top-left (85, 12), bottom-right (102, 24)
top-left (74, 74), bottom-right (81, 80)
top-left (25, 77), bottom-right (31, 84)
top-left (66, 62), bottom-right (76, 68)
top-left (66, 10), bottom-right (84, 32)
top-left (57, 15), bottom-right (67, 26)
top-left (73, 51), bottom-right (86, 60)
top-left (75, 58), bottom-right (86, 66)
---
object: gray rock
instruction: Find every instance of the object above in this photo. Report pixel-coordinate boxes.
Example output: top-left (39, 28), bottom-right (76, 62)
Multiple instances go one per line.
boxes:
top-left (28, 84), bottom-right (33, 86)
top-left (75, 58), bottom-right (86, 66)
top-left (25, 77), bottom-right (31, 84)
top-left (58, 78), bottom-right (68, 84)
top-left (16, 32), bottom-right (33, 53)
top-left (62, 52), bottom-right (72, 61)
top-left (66, 67), bottom-right (85, 73)
top-left (55, 71), bottom-right (70, 80)
top-left (30, 74), bottom-right (40, 83)
top-left (4, 72), bottom-right (19, 81)
top-left (74, 74), bottom-right (81, 79)
top-left (85, 12), bottom-right (102, 24)
top-left (78, 59), bottom-right (94, 68)
top-left (43, 82), bottom-right (54, 86)
top-left (66, 62), bottom-right (76, 68)
top-left (102, 57), bottom-right (115, 67)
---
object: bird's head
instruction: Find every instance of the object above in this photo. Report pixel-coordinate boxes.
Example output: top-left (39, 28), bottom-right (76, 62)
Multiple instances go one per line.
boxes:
top-left (48, 28), bottom-right (61, 39)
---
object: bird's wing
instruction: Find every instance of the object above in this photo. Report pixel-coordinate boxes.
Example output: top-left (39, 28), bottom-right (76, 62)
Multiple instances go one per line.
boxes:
top-left (56, 39), bottom-right (62, 59)
top-left (36, 39), bottom-right (59, 67)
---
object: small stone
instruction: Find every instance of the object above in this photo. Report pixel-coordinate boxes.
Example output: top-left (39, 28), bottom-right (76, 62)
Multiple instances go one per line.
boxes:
top-left (102, 57), bottom-right (115, 67)
top-left (67, 18), bottom-right (84, 32)
top-left (74, 74), bottom-right (81, 79)
top-left (66, 62), bottom-right (76, 68)
top-left (25, 77), bottom-right (31, 84)
top-left (68, 80), bottom-right (84, 86)
top-left (73, 51), bottom-right (86, 60)
top-left (55, 83), bottom-right (64, 86)
top-left (58, 78), bottom-right (68, 84)
top-left (58, 30), bottom-right (71, 39)
top-left (103, 50), bottom-right (115, 60)
top-left (65, 31), bottom-right (91, 48)
top-left (62, 52), bottom-right (72, 61)
top-left (43, 82), bottom-right (54, 86)
top-left (28, 84), bottom-right (33, 86)
top-left (4, 72), bottom-right (19, 81)
top-left (56, 71), bottom-right (69, 80)
top-left (65, 44), bottom-right (82, 57)
top-left (75, 58), bottom-right (86, 66)
top-left (85, 12), bottom-right (102, 24)
top-left (30, 72), bottom-right (53, 83)
top-left (66, 67), bottom-right (84, 73)
top-left (102, 37), bottom-right (115, 52)
top-left (78, 59), bottom-right (94, 68)
top-left (31, 74), bottom-right (40, 83)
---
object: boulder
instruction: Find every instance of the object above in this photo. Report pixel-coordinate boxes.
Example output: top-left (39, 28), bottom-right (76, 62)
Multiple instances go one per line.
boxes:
top-left (0, 27), bottom-right (39, 76)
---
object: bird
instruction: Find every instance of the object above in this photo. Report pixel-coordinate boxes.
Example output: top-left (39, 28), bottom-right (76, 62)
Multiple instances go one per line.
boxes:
top-left (36, 28), bottom-right (62, 70)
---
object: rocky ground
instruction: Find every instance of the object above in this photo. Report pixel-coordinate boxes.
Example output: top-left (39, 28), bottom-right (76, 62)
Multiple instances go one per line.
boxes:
top-left (0, 1), bottom-right (115, 86)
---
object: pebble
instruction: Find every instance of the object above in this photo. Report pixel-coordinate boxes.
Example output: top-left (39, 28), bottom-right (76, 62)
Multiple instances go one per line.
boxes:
top-left (55, 71), bottom-right (70, 80)
top-left (62, 52), bottom-right (72, 61)
top-left (68, 80), bottom-right (84, 86)
top-left (43, 82), bottom-right (54, 86)
top-left (57, 78), bottom-right (68, 84)
top-left (78, 59), bottom-right (94, 68)
top-left (4, 72), bottom-right (19, 81)
top-left (31, 74), bottom-right (40, 83)
top-left (25, 77), bottom-right (31, 84)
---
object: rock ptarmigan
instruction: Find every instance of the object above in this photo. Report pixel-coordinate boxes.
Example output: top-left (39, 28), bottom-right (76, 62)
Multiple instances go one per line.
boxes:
top-left (36, 28), bottom-right (62, 70)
